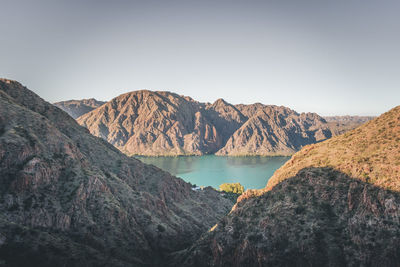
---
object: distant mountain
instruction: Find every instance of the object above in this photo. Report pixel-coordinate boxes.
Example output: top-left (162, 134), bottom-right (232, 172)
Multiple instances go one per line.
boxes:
top-left (216, 106), bottom-right (331, 156)
top-left (54, 98), bottom-right (106, 119)
top-left (77, 90), bottom-right (333, 156)
top-left (324, 115), bottom-right (375, 135)
top-left (175, 106), bottom-right (400, 266)
top-left (0, 79), bottom-right (232, 266)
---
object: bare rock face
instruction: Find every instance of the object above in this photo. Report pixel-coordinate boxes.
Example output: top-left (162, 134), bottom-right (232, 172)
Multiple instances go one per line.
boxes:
top-left (0, 79), bottom-right (232, 266)
top-left (216, 105), bottom-right (332, 156)
top-left (54, 98), bottom-right (106, 119)
top-left (77, 91), bottom-right (333, 156)
top-left (77, 91), bottom-right (225, 156)
top-left (174, 106), bottom-right (400, 266)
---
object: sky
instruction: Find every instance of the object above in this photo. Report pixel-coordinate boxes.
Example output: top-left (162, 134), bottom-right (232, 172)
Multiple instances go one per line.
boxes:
top-left (1, 0), bottom-right (399, 116)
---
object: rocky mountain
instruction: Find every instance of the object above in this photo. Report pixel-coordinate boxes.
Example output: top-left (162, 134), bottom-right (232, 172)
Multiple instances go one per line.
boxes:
top-left (175, 106), bottom-right (400, 266)
top-left (216, 105), bottom-right (332, 156)
top-left (77, 91), bottom-right (332, 156)
top-left (54, 98), bottom-right (106, 119)
top-left (324, 115), bottom-right (375, 135)
top-left (0, 79), bottom-right (232, 266)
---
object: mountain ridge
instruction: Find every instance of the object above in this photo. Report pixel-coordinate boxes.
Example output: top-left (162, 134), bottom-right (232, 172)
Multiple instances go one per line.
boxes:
top-left (77, 90), bottom-right (334, 156)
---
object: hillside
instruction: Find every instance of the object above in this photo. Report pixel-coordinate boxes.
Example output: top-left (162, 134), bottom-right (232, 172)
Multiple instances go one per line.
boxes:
top-left (77, 91), bottom-right (332, 156)
top-left (0, 79), bottom-right (232, 266)
top-left (216, 106), bottom-right (331, 156)
top-left (175, 106), bottom-right (400, 266)
top-left (267, 106), bottom-right (400, 191)
top-left (54, 98), bottom-right (106, 119)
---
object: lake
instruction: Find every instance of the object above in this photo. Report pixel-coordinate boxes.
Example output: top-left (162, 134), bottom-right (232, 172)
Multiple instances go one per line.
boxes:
top-left (137, 155), bottom-right (290, 190)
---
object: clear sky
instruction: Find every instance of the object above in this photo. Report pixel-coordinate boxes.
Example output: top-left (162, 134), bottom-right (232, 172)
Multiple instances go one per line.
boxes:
top-left (1, 0), bottom-right (399, 116)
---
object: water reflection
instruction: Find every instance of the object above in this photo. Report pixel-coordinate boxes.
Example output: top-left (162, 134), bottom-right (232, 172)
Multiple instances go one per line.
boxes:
top-left (136, 155), bottom-right (290, 190)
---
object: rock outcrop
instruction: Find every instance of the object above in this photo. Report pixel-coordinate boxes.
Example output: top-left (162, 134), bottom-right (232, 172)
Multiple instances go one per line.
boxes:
top-left (54, 98), bottom-right (106, 119)
top-left (175, 106), bottom-right (400, 266)
top-left (77, 91), bottom-right (332, 156)
top-left (0, 79), bottom-right (232, 266)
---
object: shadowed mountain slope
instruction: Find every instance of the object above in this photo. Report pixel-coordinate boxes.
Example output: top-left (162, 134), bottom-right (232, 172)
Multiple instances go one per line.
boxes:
top-left (77, 91), bottom-right (332, 156)
top-left (176, 167), bottom-right (400, 267)
top-left (0, 79), bottom-right (232, 266)
top-left (54, 98), bottom-right (106, 119)
top-left (175, 106), bottom-right (400, 267)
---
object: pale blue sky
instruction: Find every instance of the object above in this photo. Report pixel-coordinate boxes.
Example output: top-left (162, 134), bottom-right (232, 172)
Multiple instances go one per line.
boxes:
top-left (1, 0), bottom-right (399, 116)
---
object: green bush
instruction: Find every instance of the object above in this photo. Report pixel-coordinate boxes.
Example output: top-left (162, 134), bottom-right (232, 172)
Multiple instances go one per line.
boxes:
top-left (219, 183), bottom-right (244, 195)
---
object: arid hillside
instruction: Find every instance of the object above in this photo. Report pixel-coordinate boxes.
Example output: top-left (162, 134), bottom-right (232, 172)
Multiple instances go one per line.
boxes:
top-left (267, 106), bottom-right (400, 191)
top-left (0, 79), bottom-right (232, 266)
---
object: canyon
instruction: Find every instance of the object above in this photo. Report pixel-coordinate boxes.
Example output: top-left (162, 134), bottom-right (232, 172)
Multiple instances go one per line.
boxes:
top-left (1, 79), bottom-right (398, 267)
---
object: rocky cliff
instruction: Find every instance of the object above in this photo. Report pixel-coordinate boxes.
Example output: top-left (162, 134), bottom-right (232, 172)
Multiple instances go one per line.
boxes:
top-left (54, 98), bottom-right (106, 119)
top-left (175, 106), bottom-right (400, 266)
top-left (0, 79), bottom-right (232, 266)
top-left (77, 91), bottom-right (332, 156)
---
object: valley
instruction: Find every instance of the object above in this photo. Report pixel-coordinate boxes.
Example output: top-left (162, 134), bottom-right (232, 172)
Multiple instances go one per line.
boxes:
top-left (0, 79), bottom-right (398, 267)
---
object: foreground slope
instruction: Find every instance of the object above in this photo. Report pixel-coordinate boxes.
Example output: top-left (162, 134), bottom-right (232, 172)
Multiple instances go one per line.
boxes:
top-left (0, 79), bottom-right (232, 266)
top-left (77, 91), bottom-right (332, 156)
top-left (176, 106), bottom-right (400, 266)
top-left (268, 106), bottom-right (400, 191)
top-left (54, 98), bottom-right (106, 119)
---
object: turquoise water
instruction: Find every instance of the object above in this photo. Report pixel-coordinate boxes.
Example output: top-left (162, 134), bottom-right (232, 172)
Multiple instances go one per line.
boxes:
top-left (137, 155), bottom-right (290, 190)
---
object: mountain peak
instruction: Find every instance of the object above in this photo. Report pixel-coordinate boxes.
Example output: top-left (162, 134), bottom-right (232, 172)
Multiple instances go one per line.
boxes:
top-left (213, 98), bottom-right (228, 105)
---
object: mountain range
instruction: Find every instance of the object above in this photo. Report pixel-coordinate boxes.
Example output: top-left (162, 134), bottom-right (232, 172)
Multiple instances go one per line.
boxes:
top-left (0, 79), bottom-right (232, 266)
top-left (176, 106), bottom-right (400, 266)
top-left (55, 93), bottom-right (373, 157)
top-left (324, 115), bottom-right (375, 135)
top-left (56, 91), bottom-right (336, 156)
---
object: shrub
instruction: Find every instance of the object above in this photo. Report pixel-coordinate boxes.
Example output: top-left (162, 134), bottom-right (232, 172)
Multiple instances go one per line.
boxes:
top-left (219, 183), bottom-right (244, 195)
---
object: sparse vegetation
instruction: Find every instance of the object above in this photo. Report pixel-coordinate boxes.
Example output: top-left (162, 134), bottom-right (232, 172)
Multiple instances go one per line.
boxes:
top-left (267, 106), bottom-right (400, 192)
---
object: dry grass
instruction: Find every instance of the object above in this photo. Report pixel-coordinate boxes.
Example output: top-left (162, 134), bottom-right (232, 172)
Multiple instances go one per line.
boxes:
top-left (266, 106), bottom-right (400, 192)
